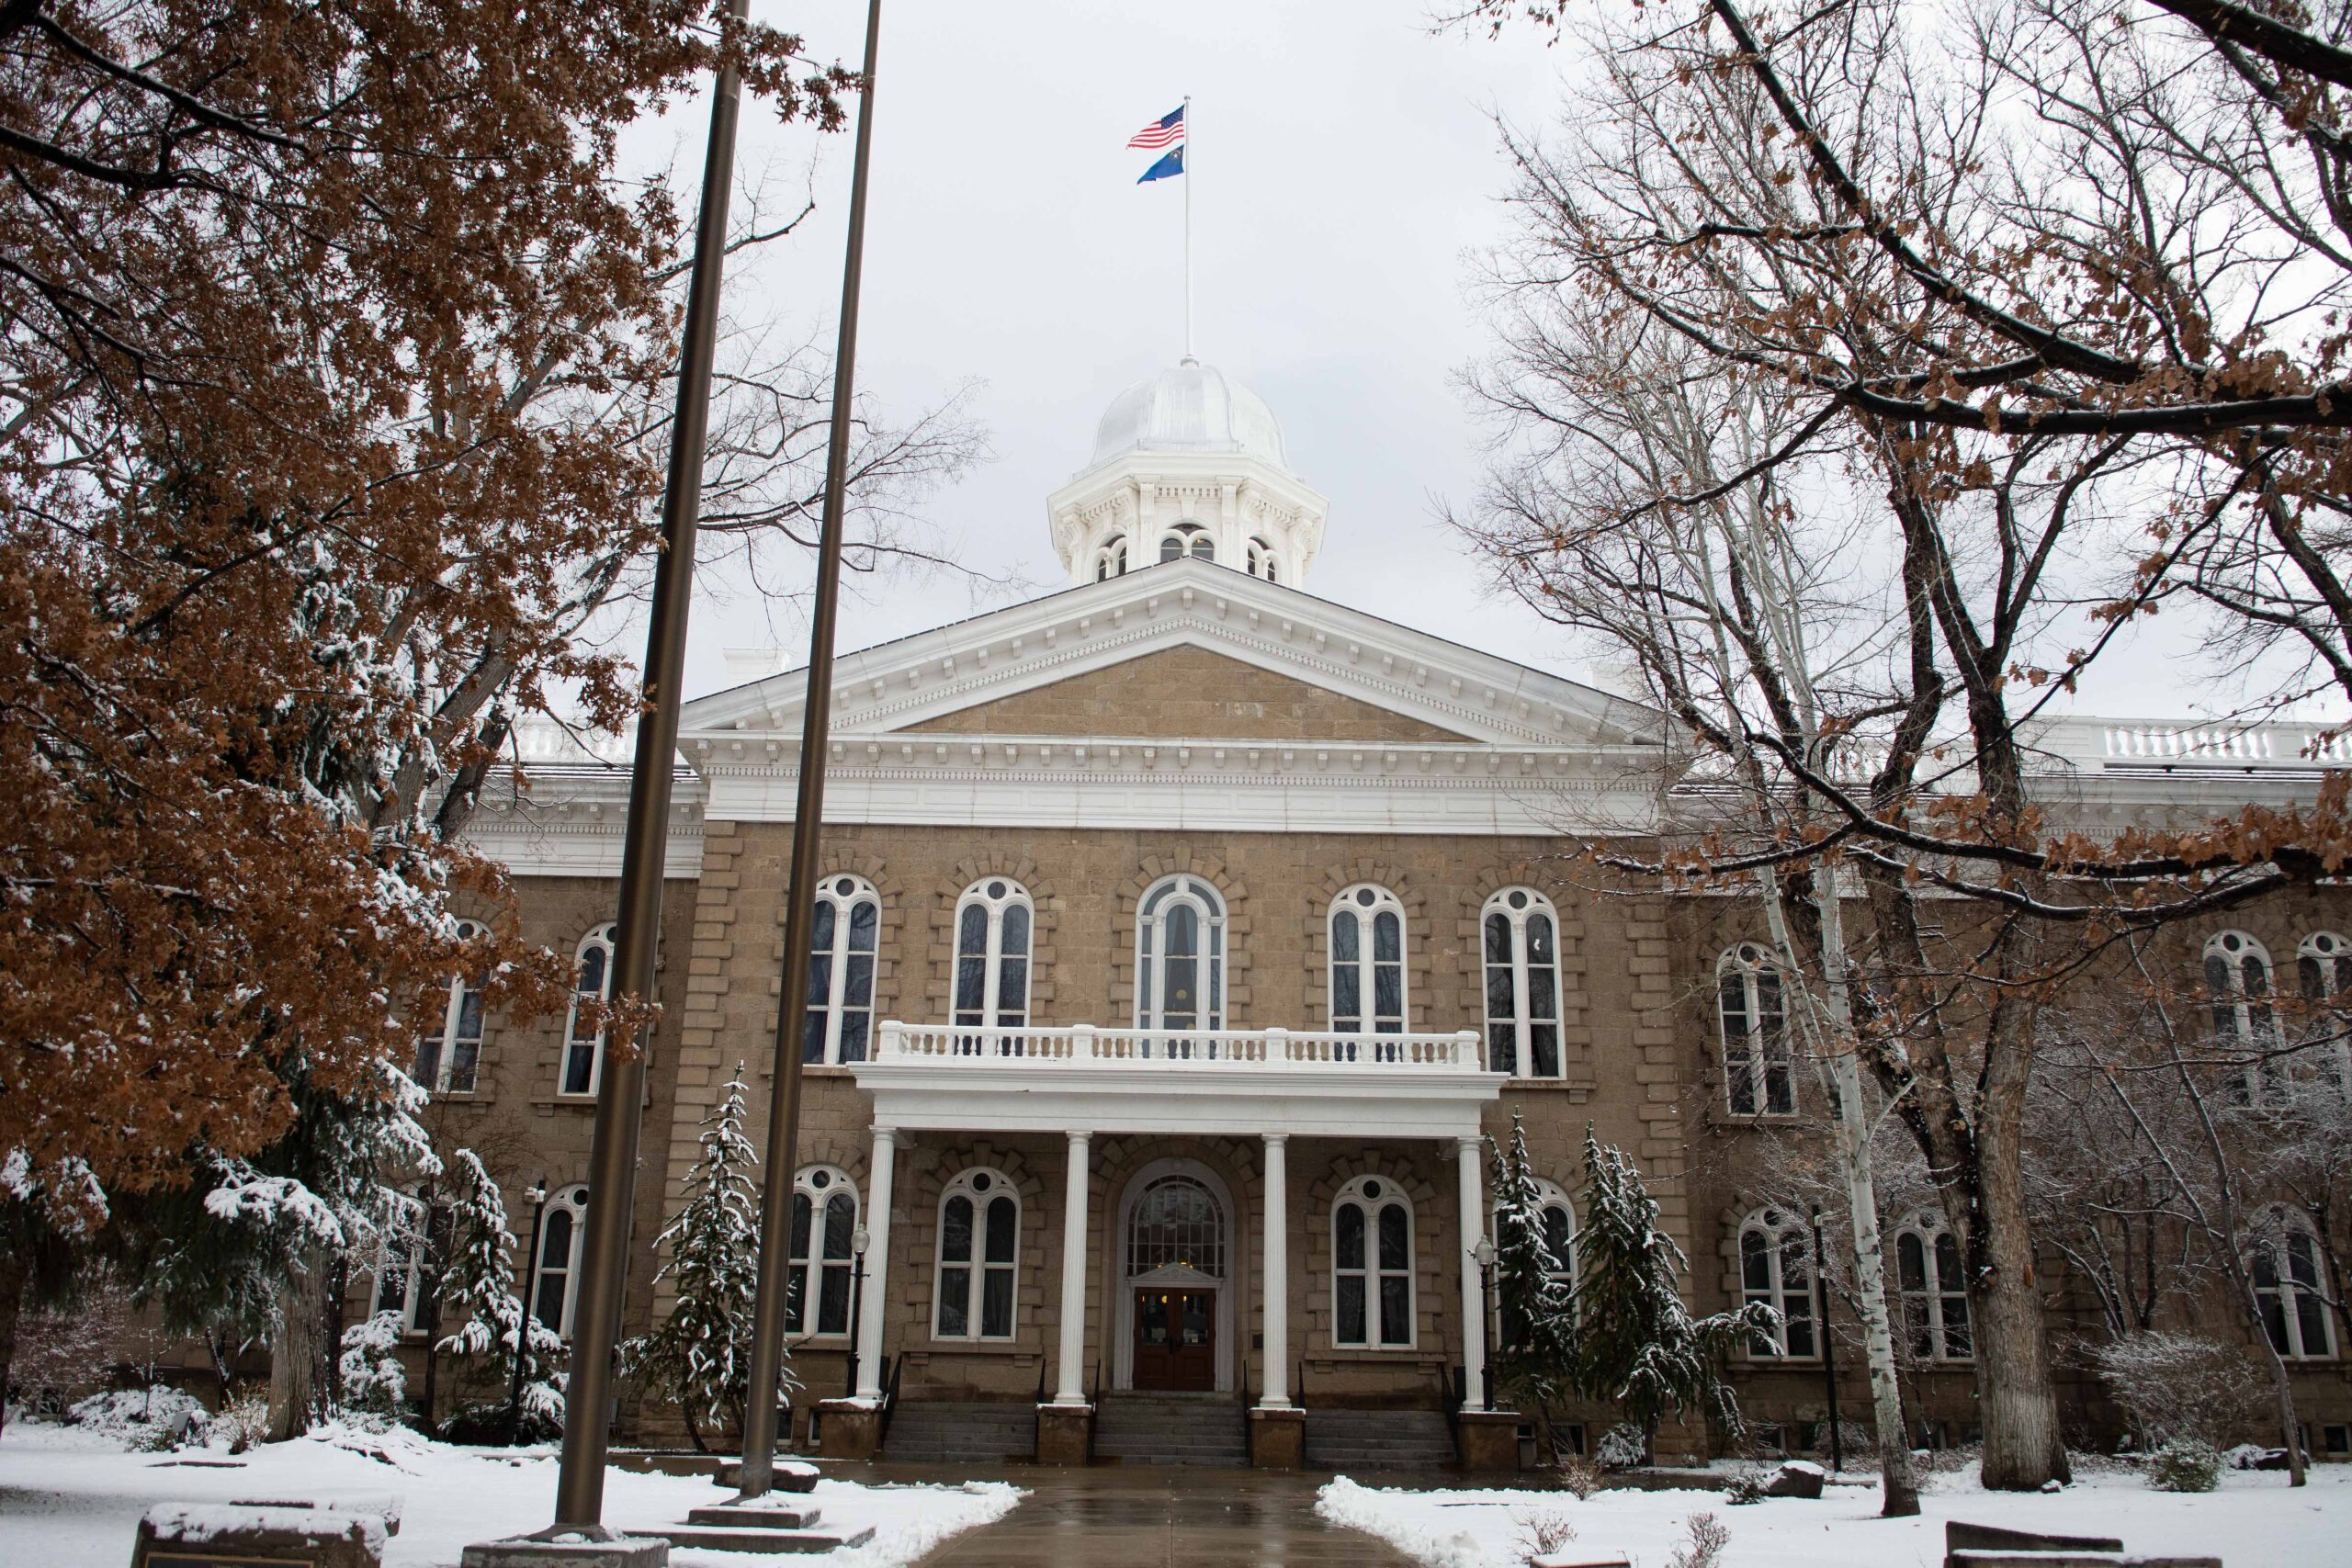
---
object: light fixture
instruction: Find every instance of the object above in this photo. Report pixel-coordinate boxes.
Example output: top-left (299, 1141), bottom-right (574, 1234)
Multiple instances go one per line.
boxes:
top-left (1471, 1238), bottom-right (1496, 1269)
top-left (851, 1225), bottom-right (871, 1258)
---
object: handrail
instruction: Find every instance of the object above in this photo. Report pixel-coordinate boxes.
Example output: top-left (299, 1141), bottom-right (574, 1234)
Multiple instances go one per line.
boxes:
top-left (1239, 1366), bottom-right (1251, 1461)
top-left (1032, 1357), bottom-right (1047, 1460)
top-left (1085, 1359), bottom-right (1102, 1463)
top-left (878, 1354), bottom-right (904, 1443)
top-left (875, 1021), bottom-right (1487, 1069)
top-left (1442, 1364), bottom-right (1466, 1465)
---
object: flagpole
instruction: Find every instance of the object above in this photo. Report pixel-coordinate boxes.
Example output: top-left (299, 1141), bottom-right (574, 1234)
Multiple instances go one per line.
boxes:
top-left (1182, 93), bottom-right (1193, 360)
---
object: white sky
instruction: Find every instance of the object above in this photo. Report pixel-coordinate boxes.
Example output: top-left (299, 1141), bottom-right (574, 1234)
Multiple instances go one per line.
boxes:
top-left (629, 0), bottom-right (2261, 723)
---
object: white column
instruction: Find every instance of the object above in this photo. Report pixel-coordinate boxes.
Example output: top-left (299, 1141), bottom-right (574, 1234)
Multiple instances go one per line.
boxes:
top-left (1260, 1132), bottom-right (1290, 1408)
top-left (854, 1127), bottom-right (899, 1402)
top-left (1457, 1135), bottom-right (1488, 1413)
top-left (1054, 1130), bottom-right (1091, 1404)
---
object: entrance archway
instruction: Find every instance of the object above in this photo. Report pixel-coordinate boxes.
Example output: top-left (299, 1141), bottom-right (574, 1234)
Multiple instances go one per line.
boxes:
top-left (1114, 1159), bottom-right (1235, 1392)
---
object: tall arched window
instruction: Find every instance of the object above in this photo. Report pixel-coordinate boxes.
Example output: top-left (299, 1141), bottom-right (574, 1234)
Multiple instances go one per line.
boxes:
top-left (1497, 1179), bottom-right (1577, 1350)
top-left (560, 923), bottom-right (616, 1098)
top-left (1329, 884), bottom-right (1407, 1051)
top-left (803, 874), bottom-right (880, 1065)
top-left (1333, 1175), bottom-right (1414, 1348)
top-left (415, 920), bottom-right (488, 1095)
top-left (1718, 942), bottom-right (1795, 1116)
top-left (1095, 536), bottom-right (1128, 581)
top-left (529, 1184), bottom-right (590, 1338)
top-left (787, 1165), bottom-right (860, 1337)
top-left (953, 878), bottom-right (1033, 1049)
top-left (1136, 874), bottom-right (1226, 1043)
top-left (1738, 1208), bottom-right (1816, 1358)
top-left (372, 1190), bottom-right (435, 1332)
top-left (2299, 931), bottom-right (2352, 1089)
top-left (1127, 1174), bottom-right (1226, 1279)
top-left (934, 1168), bottom-right (1019, 1340)
top-left (2207, 930), bottom-right (2281, 1104)
top-left (1894, 1212), bottom-right (1971, 1361)
top-left (1482, 888), bottom-right (1563, 1077)
top-left (2253, 1211), bottom-right (2336, 1361)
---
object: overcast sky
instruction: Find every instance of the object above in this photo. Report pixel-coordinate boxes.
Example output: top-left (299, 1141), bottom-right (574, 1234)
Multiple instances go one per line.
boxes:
top-left (628, 0), bottom-right (2240, 722)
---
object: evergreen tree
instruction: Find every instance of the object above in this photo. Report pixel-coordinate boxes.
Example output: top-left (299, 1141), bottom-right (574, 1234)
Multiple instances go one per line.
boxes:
top-left (622, 1066), bottom-right (777, 1450)
top-left (1487, 1113), bottom-right (1577, 1404)
top-left (1566, 1126), bottom-right (1773, 1447)
top-left (435, 1148), bottom-right (563, 1439)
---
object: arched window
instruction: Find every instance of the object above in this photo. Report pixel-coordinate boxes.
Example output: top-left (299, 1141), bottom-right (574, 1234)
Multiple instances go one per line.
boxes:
top-left (934, 1168), bottom-right (1019, 1340)
top-left (1738, 1208), bottom-right (1816, 1358)
top-left (2253, 1211), bottom-right (2336, 1361)
top-left (529, 1184), bottom-right (590, 1338)
top-left (2299, 931), bottom-right (2352, 1089)
top-left (1159, 522), bottom-right (1214, 563)
top-left (953, 878), bottom-right (1033, 1049)
top-left (1126, 1174), bottom-right (1226, 1279)
top-left (2207, 931), bottom-right (2281, 1104)
top-left (1481, 888), bottom-right (1564, 1077)
top-left (1496, 1179), bottom-right (1577, 1349)
top-left (788, 1165), bottom-right (860, 1337)
top-left (1718, 942), bottom-right (1795, 1116)
top-left (803, 874), bottom-right (880, 1065)
top-left (1894, 1212), bottom-right (1971, 1361)
top-left (415, 919), bottom-right (488, 1095)
top-left (1329, 884), bottom-right (1407, 1050)
top-left (372, 1190), bottom-right (436, 1331)
top-left (1333, 1175), bottom-right (1414, 1348)
top-left (560, 923), bottom-right (616, 1098)
top-left (1136, 874), bottom-right (1226, 1043)
top-left (1247, 537), bottom-right (1279, 582)
top-left (1095, 536), bottom-right (1128, 581)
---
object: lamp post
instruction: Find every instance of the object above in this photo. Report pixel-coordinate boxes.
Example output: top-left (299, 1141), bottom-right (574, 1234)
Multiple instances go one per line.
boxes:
top-left (1809, 1205), bottom-right (1844, 1472)
top-left (843, 1226), bottom-right (871, 1399)
top-left (508, 1178), bottom-right (549, 1446)
top-left (1470, 1237), bottom-right (1498, 1414)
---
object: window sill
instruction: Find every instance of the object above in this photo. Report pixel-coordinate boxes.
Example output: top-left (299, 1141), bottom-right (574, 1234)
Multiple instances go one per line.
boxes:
top-left (912, 1339), bottom-right (1036, 1358)
top-left (1309, 1347), bottom-right (1440, 1364)
top-left (1737, 1356), bottom-right (1824, 1369)
top-left (1500, 1077), bottom-right (1594, 1100)
top-left (761, 1062), bottom-right (862, 1079)
top-left (428, 1089), bottom-right (492, 1106)
top-left (529, 1092), bottom-right (650, 1110)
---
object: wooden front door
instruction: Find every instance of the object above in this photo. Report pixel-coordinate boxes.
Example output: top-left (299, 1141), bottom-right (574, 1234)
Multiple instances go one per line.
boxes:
top-left (1132, 1287), bottom-right (1216, 1391)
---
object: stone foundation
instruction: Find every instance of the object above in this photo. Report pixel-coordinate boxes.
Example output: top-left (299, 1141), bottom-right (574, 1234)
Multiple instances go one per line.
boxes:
top-left (1250, 1405), bottom-right (1306, 1469)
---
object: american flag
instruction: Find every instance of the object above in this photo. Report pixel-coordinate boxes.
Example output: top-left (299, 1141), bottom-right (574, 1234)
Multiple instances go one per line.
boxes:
top-left (1126, 106), bottom-right (1185, 150)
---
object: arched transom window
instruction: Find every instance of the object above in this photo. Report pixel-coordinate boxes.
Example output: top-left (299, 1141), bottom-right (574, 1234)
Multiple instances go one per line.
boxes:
top-left (1497, 1179), bottom-right (1577, 1349)
top-left (561, 922), bottom-right (616, 1098)
top-left (2206, 930), bottom-right (2281, 1104)
top-left (1894, 1212), bottom-right (1971, 1361)
top-left (1718, 942), bottom-right (1795, 1116)
top-left (788, 1165), bottom-right (859, 1337)
top-left (802, 874), bottom-right (880, 1065)
top-left (1738, 1207), bottom-right (1815, 1359)
top-left (1482, 888), bottom-right (1563, 1077)
top-left (1136, 874), bottom-right (1226, 1038)
top-left (953, 878), bottom-right (1033, 1045)
top-left (1246, 536), bottom-right (1278, 582)
top-left (935, 1168), bottom-right (1018, 1341)
top-left (2254, 1211), bottom-right (2337, 1361)
top-left (372, 1190), bottom-right (437, 1332)
top-left (415, 919), bottom-right (488, 1095)
top-left (1095, 536), bottom-right (1129, 581)
top-left (1159, 522), bottom-right (1215, 563)
top-left (1333, 1175), bottom-right (1414, 1348)
top-left (1126, 1174), bottom-right (1225, 1280)
top-left (1329, 884), bottom-right (1407, 1043)
top-left (530, 1183), bottom-right (590, 1339)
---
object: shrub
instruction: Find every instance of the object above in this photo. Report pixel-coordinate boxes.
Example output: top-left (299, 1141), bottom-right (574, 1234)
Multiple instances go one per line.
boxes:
top-left (68, 1388), bottom-right (209, 1450)
top-left (2148, 1439), bottom-right (2222, 1494)
top-left (217, 1389), bottom-right (269, 1454)
top-left (1548, 1451), bottom-right (1605, 1498)
top-left (1510, 1504), bottom-right (1579, 1563)
top-left (1722, 1472), bottom-right (1768, 1506)
top-left (1666, 1511), bottom-right (1731, 1568)
top-left (2089, 1333), bottom-right (2268, 1450)
top-left (1597, 1421), bottom-right (1647, 1470)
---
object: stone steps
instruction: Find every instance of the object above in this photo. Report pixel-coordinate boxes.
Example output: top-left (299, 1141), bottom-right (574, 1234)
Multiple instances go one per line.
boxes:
top-left (1303, 1408), bottom-right (1456, 1472)
top-left (1094, 1393), bottom-right (1250, 1467)
top-left (879, 1401), bottom-right (1038, 1463)
top-left (640, 1498), bottom-right (872, 1555)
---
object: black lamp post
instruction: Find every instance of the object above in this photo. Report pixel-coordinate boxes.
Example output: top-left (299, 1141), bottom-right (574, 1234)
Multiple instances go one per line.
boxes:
top-left (1470, 1237), bottom-right (1498, 1414)
top-left (843, 1225), bottom-right (871, 1399)
top-left (509, 1177), bottom-right (549, 1446)
top-left (1809, 1205), bottom-right (1844, 1472)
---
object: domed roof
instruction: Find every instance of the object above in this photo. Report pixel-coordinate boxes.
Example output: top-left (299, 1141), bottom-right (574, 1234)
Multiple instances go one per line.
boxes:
top-left (1089, 358), bottom-right (1288, 469)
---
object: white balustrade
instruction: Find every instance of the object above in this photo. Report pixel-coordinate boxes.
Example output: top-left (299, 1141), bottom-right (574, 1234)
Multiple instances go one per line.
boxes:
top-left (872, 1021), bottom-right (1487, 1070)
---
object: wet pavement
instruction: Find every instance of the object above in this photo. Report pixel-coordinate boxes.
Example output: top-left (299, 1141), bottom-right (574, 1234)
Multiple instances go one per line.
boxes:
top-left (866, 1462), bottom-right (1428, 1567)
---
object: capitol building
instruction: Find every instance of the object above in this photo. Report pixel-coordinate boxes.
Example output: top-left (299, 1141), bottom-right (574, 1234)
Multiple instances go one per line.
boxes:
top-left (408, 358), bottom-right (2350, 1470)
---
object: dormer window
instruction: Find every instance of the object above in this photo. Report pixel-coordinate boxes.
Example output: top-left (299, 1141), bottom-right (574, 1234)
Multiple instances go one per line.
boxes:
top-left (1159, 523), bottom-right (1214, 563)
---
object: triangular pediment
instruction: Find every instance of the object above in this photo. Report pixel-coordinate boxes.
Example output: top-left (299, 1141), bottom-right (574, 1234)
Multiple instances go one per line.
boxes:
top-left (680, 558), bottom-right (1659, 751)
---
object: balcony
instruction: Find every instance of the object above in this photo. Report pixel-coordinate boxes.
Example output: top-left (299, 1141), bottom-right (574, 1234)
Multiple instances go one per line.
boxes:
top-left (852, 1021), bottom-right (1505, 1139)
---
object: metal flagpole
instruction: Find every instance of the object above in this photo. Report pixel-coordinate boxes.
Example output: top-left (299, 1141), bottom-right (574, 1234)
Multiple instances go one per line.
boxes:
top-left (1182, 93), bottom-right (1193, 360)
top-left (545, 0), bottom-right (752, 1533)
top-left (736, 0), bottom-right (886, 1501)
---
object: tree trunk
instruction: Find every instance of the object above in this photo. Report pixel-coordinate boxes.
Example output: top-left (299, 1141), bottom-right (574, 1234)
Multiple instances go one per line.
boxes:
top-left (322, 1257), bottom-right (348, 1416)
top-left (0, 1249), bottom-right (24, 1443)
top-left (266, 1255), bottom-right (322, 1442)
top-left (1827, 1054), bottom-right (1922, 1516)
top-left (1972, 1127), bottom-right (2072, 1490)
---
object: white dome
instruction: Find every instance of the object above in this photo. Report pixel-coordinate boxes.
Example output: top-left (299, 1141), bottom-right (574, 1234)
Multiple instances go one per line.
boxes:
top-left (1089, 358), bottom-right (1288, 469)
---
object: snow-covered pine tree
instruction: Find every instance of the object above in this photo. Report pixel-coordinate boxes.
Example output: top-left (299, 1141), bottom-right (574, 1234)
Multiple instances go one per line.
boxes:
top-left (435, 1148), bottom-right (563, 1439)
top-left (1567, 1126), bottom-right (1774, 1450)
top-left (1487, 1112), bottom-right (1577, 1404)
top-left (621, 1064), bottom-right (776, 1450)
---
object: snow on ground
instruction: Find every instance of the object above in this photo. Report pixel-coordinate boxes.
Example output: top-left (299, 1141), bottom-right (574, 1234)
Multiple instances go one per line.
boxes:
top-left (0, 1420), bottom-right (1020, 1568)
top-left (1317, 1465), bottom-right (2352, 1568)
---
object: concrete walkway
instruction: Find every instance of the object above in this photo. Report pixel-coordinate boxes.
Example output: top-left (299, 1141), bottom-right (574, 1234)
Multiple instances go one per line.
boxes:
top-left (883, 1463), bottom-right (1427, 1568)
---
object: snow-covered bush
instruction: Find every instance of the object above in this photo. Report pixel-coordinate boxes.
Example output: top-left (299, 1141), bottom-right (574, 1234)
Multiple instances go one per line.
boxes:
top-left (1597, 1420), bottom-right (1647, 1470)
top-left (1721, 1471), bottom-right (1768, 1506)
top-left (1810, 1417), bottom-right (1870, 1462)
top-left (1546, 1450), bottom-right (1604, 1498)
top-left (1510, 1503), bottom-right (1578, 1562)
top-left (2148, 1438), bottom-right (2222, 1493)
top-left (217, 1388), bottom-right (269, 1454)
top-left (2089, 1332), bottom-right (2267, 1450)
top-left (338, 1309), bottom-right (409, 1420)
top-left (68, 1387), bottom-right (209, 1450)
